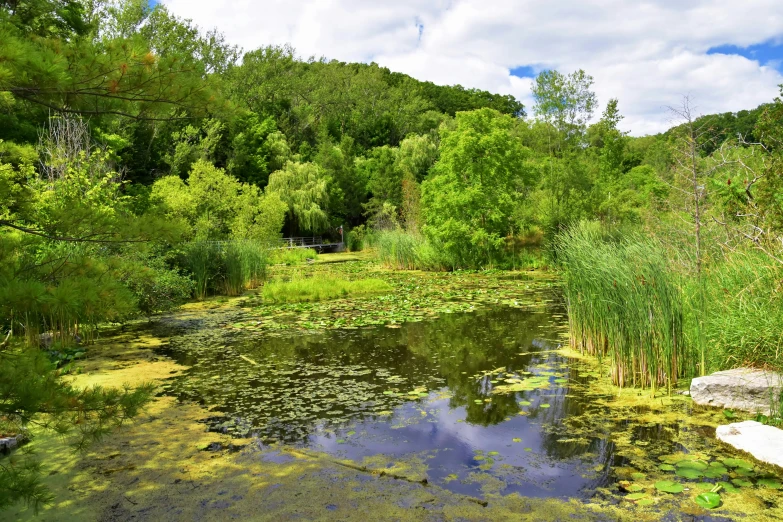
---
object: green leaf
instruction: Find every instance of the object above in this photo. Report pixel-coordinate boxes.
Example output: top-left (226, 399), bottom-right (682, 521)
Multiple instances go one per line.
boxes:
top-left (694, 492), bottom-right (721, 509)
top-left (676, 468), bottom-right (704, 480)
top-left (512, 438), bottom-right (522, 443)
top-left (757, 478), bottom-right (782, 490)
top-left (658, 464), bottom-right (676, 471)
top-left (655, 480), bottom-right (684, 494)
top-left (722, 458), bottom-right (753, 469)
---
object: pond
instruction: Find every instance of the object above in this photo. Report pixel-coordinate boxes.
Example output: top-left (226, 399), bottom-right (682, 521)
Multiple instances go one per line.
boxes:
top-left (146, 263), bottom-right (783, 521)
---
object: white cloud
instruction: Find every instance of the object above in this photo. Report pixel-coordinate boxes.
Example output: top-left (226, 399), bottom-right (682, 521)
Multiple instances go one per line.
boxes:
top-left (162, 0), bottom-right (783, 135)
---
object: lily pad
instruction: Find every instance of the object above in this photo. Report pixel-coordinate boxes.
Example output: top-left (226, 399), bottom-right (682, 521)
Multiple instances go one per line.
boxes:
top-left (757, 478), bottom-right (782, 490)
top-left (637, 498), bottom-right (655, 507)
top-left (676, 460), bottom-right (708, 471)
top-left (512, 438), bottom-right (522, 443)
top-left (676, 468), bottom-right (704, 480)
top-left (722, 458), bottom-right (753, 470)
top-left (540, 404), bottom-right (551, 408)
top-left (655, 480), bottom-right (684, 494)
top-left (731, 478), bottom-right (753, 488)
top-left (694, 492), bottom-right (721, 509)
top-left (658, 464), bottom-right (676, 471)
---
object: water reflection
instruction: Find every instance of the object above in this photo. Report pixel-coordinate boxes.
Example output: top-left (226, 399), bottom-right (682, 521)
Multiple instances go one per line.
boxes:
top-left (156, 306), bottom-right (640, 498)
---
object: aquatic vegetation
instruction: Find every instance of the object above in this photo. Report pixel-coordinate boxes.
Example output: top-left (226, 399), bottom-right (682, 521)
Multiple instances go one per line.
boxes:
top-left (269, 247), bottom-right (318, 266)
top-left (556, 222), bottom-right (687, 390)
top-left (184, 240), bottom-right (268, 299)
top-left (261, 275), bottom-right (392, 303)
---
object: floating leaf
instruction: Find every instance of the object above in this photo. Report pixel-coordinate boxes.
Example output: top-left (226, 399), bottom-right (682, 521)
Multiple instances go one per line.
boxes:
top-left (627, 484), bottom-right (645, 492)
top-left (694, 492), bottom-right (721, 509)
top-left (676, 468), bottom-right (704, 480)
top-left (487, 451), bottom-right (499, 456)
top-left (757, 478), bottom-right (782, 490)
top-left (722, 458), bottom-right (753, 470)
top-left (512, 438), bottom-right (522, 443)
top-left (731, 478), bottom-right (753, 488)
top-left (540, 404), bottom-right (551, 408)
top-left (677, 460), bottom-right (708, 471)
top-left (659, 464), bottom-right (676, 471)
top-left (655, 480), bottom-right (684, 494)
top-left (637, 498), bottom-right (655, 507)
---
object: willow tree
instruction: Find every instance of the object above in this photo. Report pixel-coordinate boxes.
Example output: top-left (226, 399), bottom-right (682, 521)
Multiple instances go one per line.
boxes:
top-left (266, 161), bottom-right (330, 236)
top-left (421, 108), bottom-right (532, 268)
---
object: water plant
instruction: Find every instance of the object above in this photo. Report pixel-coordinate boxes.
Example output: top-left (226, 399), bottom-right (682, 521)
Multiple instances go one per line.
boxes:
top-left (262, 275), bottom-right (392, 303)
top-left (183, 240), bottom-right (269, 299)
top-left (556, 222), bottom-right (687, 391)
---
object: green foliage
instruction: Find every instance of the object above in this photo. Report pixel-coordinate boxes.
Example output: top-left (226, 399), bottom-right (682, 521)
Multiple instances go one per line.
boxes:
top-left (701, 249), bottom-right (783, 372)
top-left (262, 276), bottom-right (392, 303)
top-left (183, 240), bottom-right (268, 300)
top-left (266, 161), bottom-right (330, 235)
top-left (421, 108), bottom-right (532, 268)
top-left (151, 159), bottom-right (286, 242)
top-left (269, 247), bottom-right (318, 266)
top-left (116, 254), bottom-right (193, 316)
top-left (556, 222), bottom-right (686, 390)
top-left (371, 229), bottom-right (453, 271)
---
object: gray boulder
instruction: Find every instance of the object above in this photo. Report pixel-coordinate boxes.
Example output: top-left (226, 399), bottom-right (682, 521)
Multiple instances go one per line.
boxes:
top-left (690, 368), bottom-right (783, 415)
top-left (716, 421), bottom-right (783, 469)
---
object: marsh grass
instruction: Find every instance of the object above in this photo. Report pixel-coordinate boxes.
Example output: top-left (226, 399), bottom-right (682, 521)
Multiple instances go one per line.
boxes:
top-left (701, 249), bottom-right (783, 373)
top-left (262, 276), bottom-right (392, 303)
top-left (270, 248), bottom-right (318, 266)
top-left (184, 241), bottom-right (269, 299)
top-left (556, 222), bottom-right (687, 391)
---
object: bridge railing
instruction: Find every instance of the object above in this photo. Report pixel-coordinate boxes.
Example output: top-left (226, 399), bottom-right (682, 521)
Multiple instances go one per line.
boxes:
top-left (279, 236), bottom-right (325, 248)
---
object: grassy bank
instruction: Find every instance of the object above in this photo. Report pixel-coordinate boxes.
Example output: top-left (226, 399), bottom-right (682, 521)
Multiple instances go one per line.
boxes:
top-left (262, 276), bottom-right (392, 303)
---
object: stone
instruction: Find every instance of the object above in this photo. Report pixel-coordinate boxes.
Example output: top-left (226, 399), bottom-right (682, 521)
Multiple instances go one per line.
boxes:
top-left (716, 421), bottom-right (783, 469)
top-left (690, 368), bottom-right (783, 415)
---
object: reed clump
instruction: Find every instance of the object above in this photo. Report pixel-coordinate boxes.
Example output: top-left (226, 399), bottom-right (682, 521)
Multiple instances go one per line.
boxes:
top-left (556, 222), bottom-right (687, 391)
top-left (262, 276), bottom-right (392, 303)
top-left (183, 240), bottom-right (268, 299)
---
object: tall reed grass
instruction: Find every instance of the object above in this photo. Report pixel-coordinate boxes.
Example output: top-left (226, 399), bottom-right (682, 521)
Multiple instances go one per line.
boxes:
top-left (372, 229), bottom-right (454, 271)
top-left (183, 240), bottom-right (269, 299)
top-left (701, 249), bottom-right (783, 372)
top-left (556, 222), bottom-right (687, 391)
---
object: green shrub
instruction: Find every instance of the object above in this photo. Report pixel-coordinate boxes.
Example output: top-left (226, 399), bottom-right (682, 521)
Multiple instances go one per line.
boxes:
top-left (118, 257), bottom-right (193, 316)
top-left (262, 276), bottom-right (392, 303)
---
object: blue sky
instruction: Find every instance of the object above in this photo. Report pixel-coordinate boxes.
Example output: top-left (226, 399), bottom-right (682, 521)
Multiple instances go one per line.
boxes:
top-left (707, 41), bottom-right (783, 72)
top-left (159, 0), bottom-right (783, 135)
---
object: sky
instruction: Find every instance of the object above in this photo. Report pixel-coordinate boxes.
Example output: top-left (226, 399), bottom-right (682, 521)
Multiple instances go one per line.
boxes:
top-left (159, 0), bottom-right (783, 135)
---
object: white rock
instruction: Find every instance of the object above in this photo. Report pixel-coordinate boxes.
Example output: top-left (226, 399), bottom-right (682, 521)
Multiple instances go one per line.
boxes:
top-left (690, 368), bottom-right (783, 415)
top-left (716, 421), bottom-right (783, 469)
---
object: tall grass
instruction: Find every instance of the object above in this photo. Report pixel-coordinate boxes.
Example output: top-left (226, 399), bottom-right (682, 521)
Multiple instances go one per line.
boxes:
top-left (701, 249), bottom-right (783, 372)
top-left (556, 222), bottom-right (687, 391)
top-left (262, 276), bottom-right (392, 303)
top-left (269, 248), bottom-right (318, 266)
top-left (372, 229), bottom-right (454, 271)
top-left (183, 240), bottom-right (269, 299)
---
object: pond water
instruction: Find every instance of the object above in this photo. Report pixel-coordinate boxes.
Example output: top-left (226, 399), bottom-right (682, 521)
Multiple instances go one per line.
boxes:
top-left (152, 298), bottom-right (747, 506)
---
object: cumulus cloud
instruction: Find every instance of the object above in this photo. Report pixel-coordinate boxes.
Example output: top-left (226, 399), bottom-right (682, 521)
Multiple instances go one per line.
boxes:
top-left (161, 0), bottom-right (783, 134)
